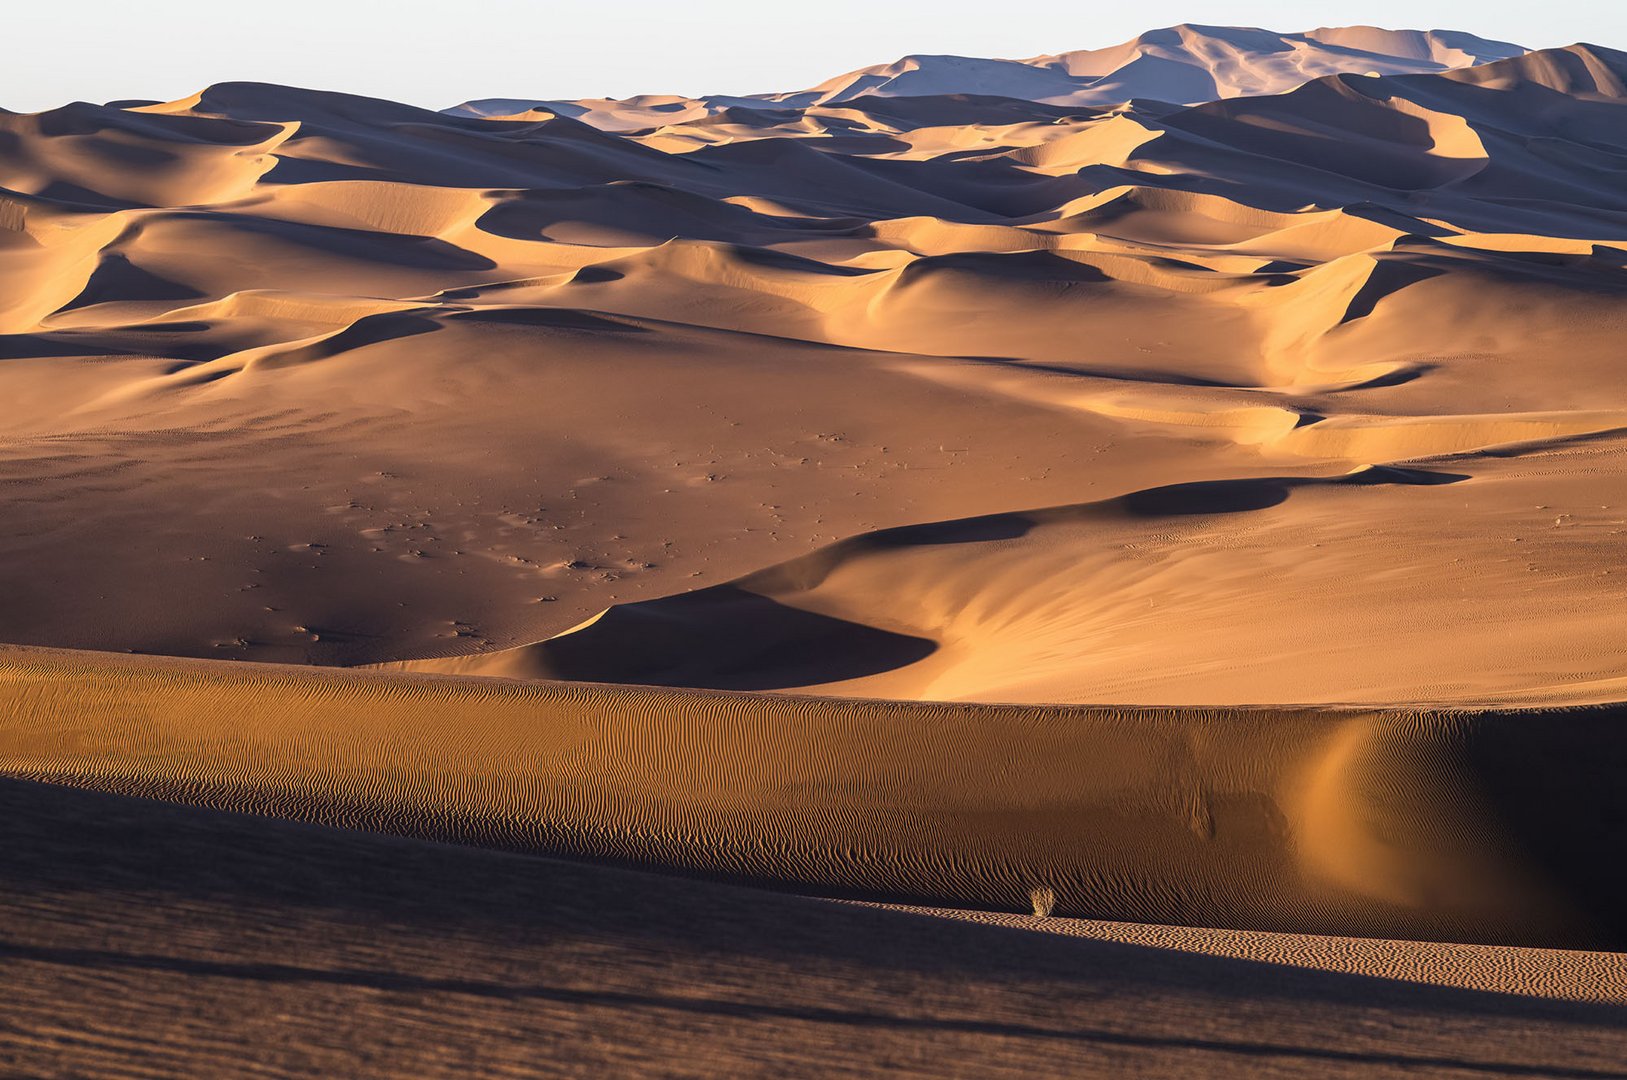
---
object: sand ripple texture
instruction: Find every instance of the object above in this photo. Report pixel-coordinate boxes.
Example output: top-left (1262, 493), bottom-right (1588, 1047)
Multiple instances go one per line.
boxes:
top-left (3, 645), bottom-right (1625, 950)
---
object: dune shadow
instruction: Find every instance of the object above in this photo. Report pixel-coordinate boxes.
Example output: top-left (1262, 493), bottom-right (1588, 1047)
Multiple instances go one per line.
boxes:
top-left (535, 585), bottom-right (936, 691)
top-left (0, 333), bottom-right (124, 360)
top-left (58, 253), bottom-right (205, 313)
top-left (1339, 464), bottom-right (1471, 486)
top-left (192, 213), bottom-right (498, 273)
top-left (1123, 477), bottom-right (1296, 516)
top-left (1340, 363), bottom-right (1434, 390)
top-left (447, 306), bottom-right (647, 334)
top-left (1123, 467), bottom-right (1468, 517)
top-left (1339, 257), bottom-right (1447, 324)
top-left (522, 466), bottom-right (1475, 690)
top-left (870, 514), bottom-right (1033, 547)
top-left (954, 352), bottom-right (1244, 389)
top-left (1461, 708), bottom-right (1627, 944)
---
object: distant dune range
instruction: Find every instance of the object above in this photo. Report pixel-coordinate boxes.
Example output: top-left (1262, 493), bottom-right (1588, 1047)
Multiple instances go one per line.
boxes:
top-left (8, 23), bottom-right (1627, 991)
top-left (451, 25), bottom-right (1524, 128)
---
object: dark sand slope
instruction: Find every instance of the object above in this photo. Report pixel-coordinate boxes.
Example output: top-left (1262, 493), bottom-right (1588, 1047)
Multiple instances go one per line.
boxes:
top-left (4, 777), bottom-right (1625, 1079)
top-left (4, 645), bottom-right (1627, 949)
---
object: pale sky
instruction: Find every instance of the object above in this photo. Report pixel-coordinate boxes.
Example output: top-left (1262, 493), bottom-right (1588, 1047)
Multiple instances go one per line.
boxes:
top-left (5, 1), bottom-right (1623, 113)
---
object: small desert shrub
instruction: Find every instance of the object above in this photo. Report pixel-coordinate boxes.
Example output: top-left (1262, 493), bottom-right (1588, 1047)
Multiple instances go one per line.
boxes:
top-left (1029, 885), bottom-right (1056, 918)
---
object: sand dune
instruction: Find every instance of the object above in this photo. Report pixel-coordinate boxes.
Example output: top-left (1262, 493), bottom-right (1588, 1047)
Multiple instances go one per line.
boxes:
top-left (7, 644), bottom-right (1627, 951)
top-left (6, 25), bottom-right (1627, 1072)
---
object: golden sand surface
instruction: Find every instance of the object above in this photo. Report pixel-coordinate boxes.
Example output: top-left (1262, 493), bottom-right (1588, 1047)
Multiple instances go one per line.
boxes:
top-left (4, 44), bottom-right (1627, 695)
top-left (7, 28), bottom-right (1627, 1075)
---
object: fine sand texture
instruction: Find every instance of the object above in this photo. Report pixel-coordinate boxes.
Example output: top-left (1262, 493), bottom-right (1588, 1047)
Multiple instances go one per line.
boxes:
top-left (2, 776), bottom-right (1625, 1079)
top-left (7, 23), bottom-right (1627, 1076)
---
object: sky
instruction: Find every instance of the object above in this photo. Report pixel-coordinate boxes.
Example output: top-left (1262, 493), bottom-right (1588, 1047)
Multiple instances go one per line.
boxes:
top-left (5, 0), bottom-right (1625, 113)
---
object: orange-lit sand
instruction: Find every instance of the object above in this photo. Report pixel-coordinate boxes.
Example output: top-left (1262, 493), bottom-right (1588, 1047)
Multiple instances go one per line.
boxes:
top-left (5, 26), bottom-right (1627, 1076)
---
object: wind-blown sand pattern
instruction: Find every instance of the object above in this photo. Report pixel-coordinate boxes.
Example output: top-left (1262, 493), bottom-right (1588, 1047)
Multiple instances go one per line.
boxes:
top-left (6, 22), bottom-right (1627, 1076)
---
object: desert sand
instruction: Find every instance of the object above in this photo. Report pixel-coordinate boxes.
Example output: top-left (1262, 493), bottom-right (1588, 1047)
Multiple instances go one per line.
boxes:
top-left (5, 23), bottom-right (1627, 1076)
top-left (6, 776), bottom-right (1626, 1078)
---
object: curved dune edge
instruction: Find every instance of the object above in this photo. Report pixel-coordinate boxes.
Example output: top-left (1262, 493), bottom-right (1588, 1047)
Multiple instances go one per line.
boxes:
top-left (3, 644), bottom-right (1626, 950)
top-left (378, 456), bottom-right (1627, 707)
